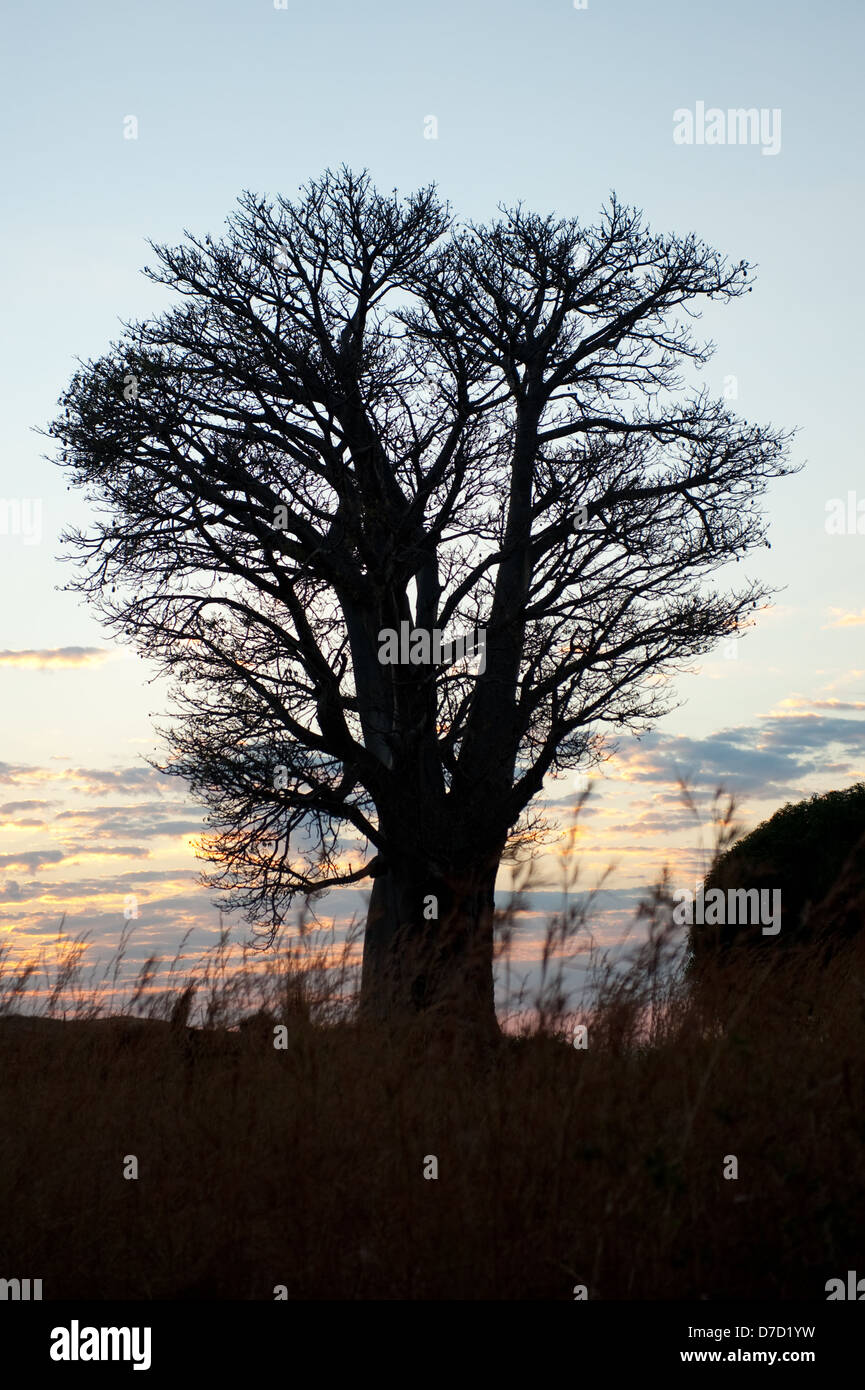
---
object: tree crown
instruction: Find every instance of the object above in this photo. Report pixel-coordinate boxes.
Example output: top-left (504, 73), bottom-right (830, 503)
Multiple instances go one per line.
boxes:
top-left (48, 166), bottom-right (796, 933)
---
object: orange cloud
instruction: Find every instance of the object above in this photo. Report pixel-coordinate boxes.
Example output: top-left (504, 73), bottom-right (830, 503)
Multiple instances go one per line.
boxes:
top-left (824, 609), bottom-right (865, 629)
top-left (771, 695), bottom-right (865, 713)
top-left (0, 648), bottom-right (110, 669)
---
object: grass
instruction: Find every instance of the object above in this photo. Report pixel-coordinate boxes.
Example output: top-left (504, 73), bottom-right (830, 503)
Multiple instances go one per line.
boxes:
top-left (1, 805), bottom-right (864, 1300)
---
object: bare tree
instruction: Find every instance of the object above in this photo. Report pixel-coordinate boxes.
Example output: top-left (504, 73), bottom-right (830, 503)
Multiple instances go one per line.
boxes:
top-left (49, 167), bottom-right (795, 1037)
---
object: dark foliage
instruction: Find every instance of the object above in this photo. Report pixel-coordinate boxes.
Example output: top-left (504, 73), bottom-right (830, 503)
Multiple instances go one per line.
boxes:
top-left (689, 784), bottom-right (865, 965)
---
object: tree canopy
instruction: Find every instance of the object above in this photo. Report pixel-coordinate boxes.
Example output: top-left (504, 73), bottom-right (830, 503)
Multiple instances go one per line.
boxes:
top-left (49, 167), bottom-right (795, 1026)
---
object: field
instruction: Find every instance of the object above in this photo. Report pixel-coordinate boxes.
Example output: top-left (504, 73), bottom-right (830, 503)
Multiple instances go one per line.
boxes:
top-left (2, 881), bottom-right (863, 1301)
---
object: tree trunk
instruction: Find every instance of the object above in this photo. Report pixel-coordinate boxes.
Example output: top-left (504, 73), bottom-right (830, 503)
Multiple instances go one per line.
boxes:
top-left (360, 860), bottom-right (500, 1040)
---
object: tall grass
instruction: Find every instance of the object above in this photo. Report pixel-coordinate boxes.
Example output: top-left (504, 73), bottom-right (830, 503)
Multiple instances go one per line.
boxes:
top-left (1, 801), bottom-right (863, 1299)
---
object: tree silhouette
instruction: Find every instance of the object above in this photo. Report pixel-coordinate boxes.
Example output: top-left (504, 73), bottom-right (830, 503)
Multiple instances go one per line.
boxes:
top-left (689, 784), bottom-right (865, 966)
top-left (49, 167), bottom-right (794, 1036)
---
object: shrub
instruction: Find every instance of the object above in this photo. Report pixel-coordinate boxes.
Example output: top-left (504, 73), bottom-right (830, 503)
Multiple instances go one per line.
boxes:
top-left (688, 783), bottom-right (865, 967)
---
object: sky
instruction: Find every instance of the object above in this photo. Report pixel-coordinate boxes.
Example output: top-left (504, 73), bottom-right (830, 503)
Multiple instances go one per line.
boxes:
top-left (1, 0), bottom-right (863, 1016)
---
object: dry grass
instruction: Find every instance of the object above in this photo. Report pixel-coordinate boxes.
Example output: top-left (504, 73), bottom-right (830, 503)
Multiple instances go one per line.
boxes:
top-left (1, 815), bottom-right (864, 1300)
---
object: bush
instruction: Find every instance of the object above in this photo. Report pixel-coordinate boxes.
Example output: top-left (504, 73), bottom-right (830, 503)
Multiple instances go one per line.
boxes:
top-left (688, 783), bottom-right (865, 967)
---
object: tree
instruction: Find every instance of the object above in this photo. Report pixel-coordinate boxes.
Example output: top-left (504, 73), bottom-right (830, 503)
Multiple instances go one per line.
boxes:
top-left (49, 167), bottom-right (795, 1037)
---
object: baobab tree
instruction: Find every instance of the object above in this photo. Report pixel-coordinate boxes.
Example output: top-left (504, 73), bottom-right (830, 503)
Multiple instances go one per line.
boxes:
top-left (49, 167), bottom-right (794, 1037)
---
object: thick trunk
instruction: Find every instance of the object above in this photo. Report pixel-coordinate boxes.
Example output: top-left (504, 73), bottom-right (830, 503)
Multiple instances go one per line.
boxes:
top-left (360, 860), bottom-right (500, 1039)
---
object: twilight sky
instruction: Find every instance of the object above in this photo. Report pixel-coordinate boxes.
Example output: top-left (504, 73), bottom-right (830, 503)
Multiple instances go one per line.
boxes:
top-left (1, 0), bottom-right (863, 1014)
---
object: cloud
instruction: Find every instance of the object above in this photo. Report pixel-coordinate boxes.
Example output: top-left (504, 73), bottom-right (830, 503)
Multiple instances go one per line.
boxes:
top-left (0, 762), bottom-right (43, 784)
top-left (607, 708), bottom-right (865, 804)
top-left (773, 696), bottom-right (865, 713)
top-left (0, 799), bottom-right (55, 827)
top-left (0, 868), bottom-right (201, 905)
top-left (64, 845), bottom-right (153, 861)
top-left (759, 713), bottom-right (865, 755)
top-left (0, 647), bottom-right (110, 669)
top-left (0, 845), bottom-right (150, 871)
top-left (609, 733), bottom-right (801, 799)
top-left (0, 765), bottom-right (186, 796)
top-left (0, 850), bottom-right (66, 871)
top-left (69, 767), bottom-right (186, 797)
top-left (53, 802), bottom-right (204, 839)
top-left (824, 609), bottom-right (865, 629)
